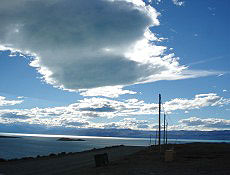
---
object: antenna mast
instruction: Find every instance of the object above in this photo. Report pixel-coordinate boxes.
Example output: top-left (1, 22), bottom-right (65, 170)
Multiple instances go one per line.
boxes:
top-left (163, 113), bottom-right (166, 145)
top-left (158, 94), bottom-right (161, 149)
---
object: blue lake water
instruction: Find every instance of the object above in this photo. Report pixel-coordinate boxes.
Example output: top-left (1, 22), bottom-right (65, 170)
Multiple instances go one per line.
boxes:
top-left (0, 132), bottom-right (230, 159)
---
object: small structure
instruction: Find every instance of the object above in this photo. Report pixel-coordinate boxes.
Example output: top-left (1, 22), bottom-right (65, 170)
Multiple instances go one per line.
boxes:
top-left (164, 150), bottom-right (175, 162)
top-left (94, 153), bottom-right (109, 167)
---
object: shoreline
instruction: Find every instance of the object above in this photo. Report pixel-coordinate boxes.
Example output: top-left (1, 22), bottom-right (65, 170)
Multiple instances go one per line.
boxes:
top-left (0, 144), bottom-right (126, 162)
top-left (0, 135), bottom-right (20, 139)
top-left (1, 141), bottom-right (230, 161)
top-left (0, 143), bottom-right (229, 174)
top-left (1, 142), bottom-right (229, 161)
top-left (0, 145), bottom-right (144, 175)
top-left (1, 132), bottom-right (230, 142)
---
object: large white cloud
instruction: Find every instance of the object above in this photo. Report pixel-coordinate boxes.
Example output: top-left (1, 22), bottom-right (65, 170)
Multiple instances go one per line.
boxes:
top-left (0, 0), bottom-right (217, 93)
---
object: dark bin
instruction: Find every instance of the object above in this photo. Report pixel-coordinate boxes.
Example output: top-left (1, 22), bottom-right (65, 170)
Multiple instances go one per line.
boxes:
top-left (94, 153), bottom-right (109, 167)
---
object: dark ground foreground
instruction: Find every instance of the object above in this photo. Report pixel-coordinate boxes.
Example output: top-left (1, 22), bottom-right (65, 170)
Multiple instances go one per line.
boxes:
top-left (83, 143), bottom-right (230, 175)
top-left (0, 145), bottom-right (144, 175)
top-left (0, 143), bottom-right (230, 175)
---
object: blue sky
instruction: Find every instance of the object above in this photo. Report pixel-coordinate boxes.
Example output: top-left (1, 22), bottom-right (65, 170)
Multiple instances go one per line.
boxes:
top-left (0, 0), bottom-right (229, 133)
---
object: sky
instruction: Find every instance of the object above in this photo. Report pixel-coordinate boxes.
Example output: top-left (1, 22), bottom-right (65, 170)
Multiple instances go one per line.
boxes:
top-left (0, 0), bottom-right (230, 133)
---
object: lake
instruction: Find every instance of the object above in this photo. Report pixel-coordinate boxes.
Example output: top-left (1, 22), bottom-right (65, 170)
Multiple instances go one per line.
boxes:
top-left (0, 132), bottom-right (229, 159)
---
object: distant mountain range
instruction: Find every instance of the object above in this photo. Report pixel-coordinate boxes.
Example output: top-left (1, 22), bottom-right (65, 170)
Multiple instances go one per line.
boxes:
top-left (65, 128), bottom-right (230, 140)
top-left (1, 126), bottom-right (229, 140)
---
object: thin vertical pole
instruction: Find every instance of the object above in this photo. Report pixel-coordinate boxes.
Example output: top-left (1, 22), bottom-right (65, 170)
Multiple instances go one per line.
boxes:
top-left (166, 121), bottom-right (168, 145)
top-left (155, 128), bottom-right (158, 145)
top-left (158, 94), bottom-right (161, 149)
top-left (163, 113), bottom-right (166, 145)
top-left (149, 134), bottom-right (152, 146)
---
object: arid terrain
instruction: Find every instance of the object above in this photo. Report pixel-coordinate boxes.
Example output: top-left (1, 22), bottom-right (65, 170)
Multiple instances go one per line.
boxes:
top-left (0, 143), bottom-right (230, 175)
top-left (84, 143), bottom-right (230, 175)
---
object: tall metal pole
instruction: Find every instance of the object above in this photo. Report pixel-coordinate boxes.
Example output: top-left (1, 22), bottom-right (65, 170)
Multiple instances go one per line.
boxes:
top-left (155, 128), bottom-right (158, 145)
top-left (163, 113), bottom-right (166, 145)
top-left (166, 121), bottom-right (168, 145)
top-left (158, 94), bottom-right (161, 149)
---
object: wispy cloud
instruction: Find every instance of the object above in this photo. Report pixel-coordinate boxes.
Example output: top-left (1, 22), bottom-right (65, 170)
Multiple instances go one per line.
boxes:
top-left (17, 96), bottom-right (26, 99)
top-left (0, 96), bottom-right (23, 106)
top-left (187, 55), bottom-right (228, 66)
top-left (172, 0), bottom-right (185, 6)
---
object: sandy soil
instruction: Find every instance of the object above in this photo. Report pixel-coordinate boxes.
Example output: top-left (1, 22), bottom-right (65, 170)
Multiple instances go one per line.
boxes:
top-left (0, 143), bottom-right (229, 175)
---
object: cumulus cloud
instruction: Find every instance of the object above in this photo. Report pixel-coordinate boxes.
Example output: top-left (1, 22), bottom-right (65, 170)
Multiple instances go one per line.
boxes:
top-left (0, 0), bottom-right (217, 93)
top-left (179, 117), bottom-right (230, 130)
top-left (74, 97), bottom-right (158, 117)
top-left (0, 93), bottom-right (229, 130)
top-left (79, 86), bottom-right (137, 98)
top-left (0, 97), bottom-right (158, 129)
top-left (101, 118), bottom-right (153, 130)
top-left (0, 108), bottom-right (89, 128)
top-left (164, 93), bottom-right (230, 112)
top-left (0, 113), bottom-right (30, 119)
top-left (0, 96), bottom-right (23, 106)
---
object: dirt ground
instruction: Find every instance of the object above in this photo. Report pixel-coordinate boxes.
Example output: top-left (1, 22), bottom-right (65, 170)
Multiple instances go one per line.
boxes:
top-left (0, 143), bottom-right (229, 175)
top-left (82, 143), bottom-right (230, 175)
top-left (0, 145), bottom-right (144, 175)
